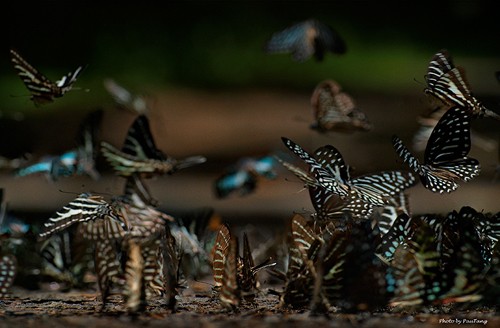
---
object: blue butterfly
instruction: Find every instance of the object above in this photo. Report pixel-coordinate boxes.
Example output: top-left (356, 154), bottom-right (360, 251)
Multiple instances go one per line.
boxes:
top-left (265, 19), bottom-right (346, 62)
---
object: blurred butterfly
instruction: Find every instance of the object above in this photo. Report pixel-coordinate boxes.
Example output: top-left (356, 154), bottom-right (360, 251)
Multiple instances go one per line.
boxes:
top-left (15, 109), bottom-right (103, 181)
top-left (101, 115), bottom-right (206, 177)
top-left (214, 156), bottom-right (277, 198)
top-left (103, 78), bottom-right (149, 115)
top-left (424, 49), bottom-right (500, 120)
top-left (10, 48), bottom-right (85, 106)
top-left (393, 106), bottom-right (480, 193)
top-left (310, 80), bottom-right (372, 133)
top-left (264, 19), bottom-right (346, 62)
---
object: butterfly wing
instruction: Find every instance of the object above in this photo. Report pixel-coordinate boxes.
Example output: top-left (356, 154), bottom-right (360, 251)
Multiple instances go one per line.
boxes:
top-left (39, 193), bottom-right (127, 239)
top-left (212, 223), bottom-right (231, 287)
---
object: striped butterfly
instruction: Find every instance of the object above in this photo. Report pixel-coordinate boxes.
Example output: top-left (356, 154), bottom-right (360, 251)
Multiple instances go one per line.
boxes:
top-left (392, 106), bottom-right (480, 193)
top-left (39, 193), bottom-right (128, 240)
top-left (424, 49), bottom-right (500, 120)
top-left (220, 236), bottom-right (240, 310)
top-left (101, 115), bottom-right (206, 177)
top-left (212, 223), bottom-right (231, 288)
top-left (275, 153), bottom-right (372, 221)
top-left (413, 105), bottom-right (497, 153)
top-left (280, 214), bottom-right (322, 309)
top-left (264, 19), bottom-right (346, 62)
top-left (0, 255), bottom-right (16, 298)
top-left (375, 213), bottom-right (413, 264)
top-left (10, 49), bottom-right (84, 106)
top-left (371, 192), bottom-right (411, 236)
top-left (94, 238), bottom-right (124, 309)
top-left (310, 80), bottom-right (372, 133)
top-left (312, 144), bottom-right (417, 207)
top-left (281, 137), bottom-right (350, 199)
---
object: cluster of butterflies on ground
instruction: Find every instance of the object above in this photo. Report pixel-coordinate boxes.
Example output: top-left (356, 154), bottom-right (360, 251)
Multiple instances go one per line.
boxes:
top-left (0, 18), bottom-right (499, 315)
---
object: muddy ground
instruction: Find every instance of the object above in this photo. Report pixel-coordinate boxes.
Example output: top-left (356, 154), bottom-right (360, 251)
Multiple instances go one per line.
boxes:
top-left (0, 89), bottom-right (499, 327)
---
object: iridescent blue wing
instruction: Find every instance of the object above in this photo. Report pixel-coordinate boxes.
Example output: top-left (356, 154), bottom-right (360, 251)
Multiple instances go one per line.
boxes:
top-left (214, 169), bottom-right (257, 198)
top-left (265, 19), bottom-right (346, 62)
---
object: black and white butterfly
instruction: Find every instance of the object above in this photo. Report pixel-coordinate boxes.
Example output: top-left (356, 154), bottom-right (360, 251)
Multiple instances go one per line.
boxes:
top-left (392, 106), bottom-right (480, 193)
top-left (424, 49), bottom-right (500, 120)
top-left (282, 138), bottom-right (417, 208)
top-left (264, 19), bottom-right (346, 62)
top-left (310, 80), bottom-right (372, 133)
top-left (10, 49), bottom-right (84, 106)
top-left (412, 105), bottom-right (497, 153)
top-left (101, 115), bottom-right (206, 177)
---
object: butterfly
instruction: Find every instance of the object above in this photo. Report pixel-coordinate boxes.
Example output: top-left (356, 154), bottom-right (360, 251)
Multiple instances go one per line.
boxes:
top-left (212, 224), bottom-right (275, 308)
top-left (310, 80), bottom-right (372, 133)
top-left (280, 214), bottom-right (322, 309)
top-left (392, 106), bottom-right (480, 193)
top-left (264, 19), bottom-right (346, 62)
top-left (220, 236), bottom-right (240, 310)
top-left (15, 109), bottom-right (103, 181)
top-left (412, 105), bottom-right (497, 153)
top-left (214, 156), bottom-right (277, 198)
top-left (0, 255), bottom-right (16, 298)
top-left (282, 138), bottom-right (417, 208)
top-left (375, 213), bottom-right (413, 264)
top-left (101, 115), bottom-right (206, 177)
top-left (39, 193), bottom-right (128, 240)
top-left (103, 78), bottom-right (149, 115)
top-left (39, 229), bottom-right (93, 288)
top-left (389, 214), bottom-right (484, 306)
top-left (424, 49), bottom-right (500, 120)
top-left (10, 49), bottom-right (84, 106)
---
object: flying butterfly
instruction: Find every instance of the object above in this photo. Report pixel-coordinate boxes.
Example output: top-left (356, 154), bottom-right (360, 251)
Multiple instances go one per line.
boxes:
top-left (310, 80), bottom-right (372, 133)
top-left (264, 19), bottom-right (346, 62)
top-left (9, 49), bottom-right (85, 106)
top-left (392, 106), bottom-right (480, 193)
top-left (424, 49), bottom-right (500, 120)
